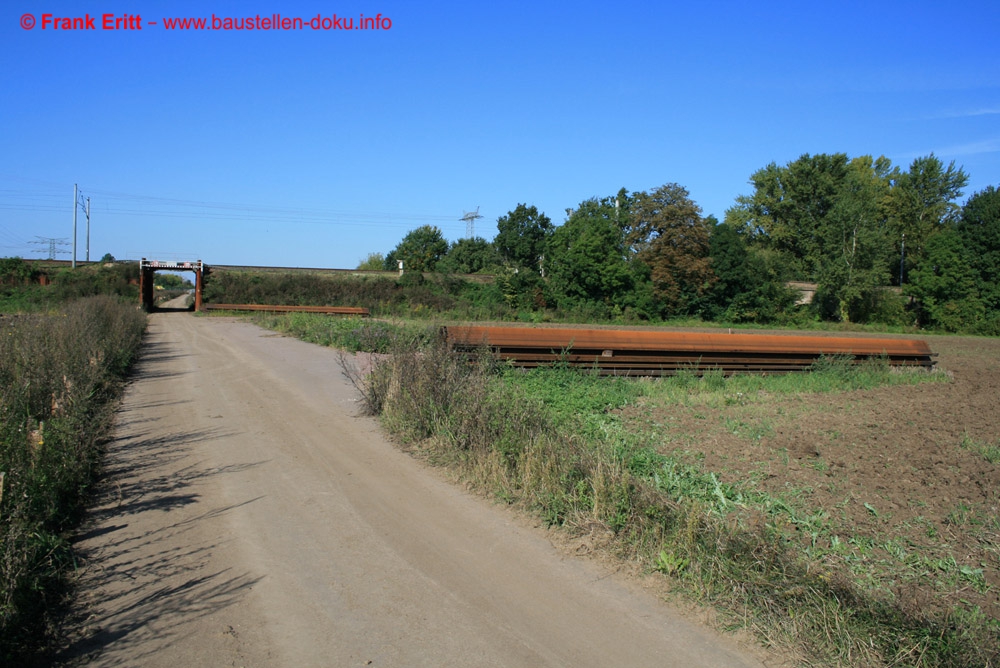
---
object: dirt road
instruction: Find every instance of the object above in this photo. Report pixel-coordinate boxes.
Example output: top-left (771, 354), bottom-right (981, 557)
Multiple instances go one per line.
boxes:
top-left (56, 310), bottom-right (767, 667)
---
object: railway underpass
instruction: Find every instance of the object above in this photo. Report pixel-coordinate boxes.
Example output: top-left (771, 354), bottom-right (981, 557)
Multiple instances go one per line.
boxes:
top-left (138, 258), bottom-right (206, 311)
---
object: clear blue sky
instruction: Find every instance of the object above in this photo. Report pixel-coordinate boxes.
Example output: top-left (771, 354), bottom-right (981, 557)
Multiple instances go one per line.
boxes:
top-left (2, 0), bottom-right (998, 268)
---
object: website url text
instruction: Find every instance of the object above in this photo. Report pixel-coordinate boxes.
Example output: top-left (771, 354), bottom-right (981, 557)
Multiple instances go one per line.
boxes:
top-left (20, 13), bottom-right (393, 31)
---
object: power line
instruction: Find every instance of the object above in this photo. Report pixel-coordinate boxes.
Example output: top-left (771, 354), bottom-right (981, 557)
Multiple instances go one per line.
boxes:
top-left (0, 202), bottom-right (467, 234)
top-left (0, 223), bottom-right (26, 247)
top-left (0, 184), bottom-right (461, 228)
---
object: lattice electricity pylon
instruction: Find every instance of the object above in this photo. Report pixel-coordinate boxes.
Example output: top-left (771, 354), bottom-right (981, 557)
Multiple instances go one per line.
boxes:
top-left (30, 236), bottom-right (71, 260)
top-left (460, 206), bottom-right (482, 239)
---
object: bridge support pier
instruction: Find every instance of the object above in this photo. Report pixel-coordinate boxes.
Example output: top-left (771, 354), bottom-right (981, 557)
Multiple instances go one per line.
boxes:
top-left (139, 261), bottom-right (154, 311)
top-left (194, 265), bottom-right (204, 311)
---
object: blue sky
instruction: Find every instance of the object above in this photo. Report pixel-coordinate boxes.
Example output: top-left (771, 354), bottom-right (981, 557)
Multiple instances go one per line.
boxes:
top-left (2, 1), bottom-right (998, 268)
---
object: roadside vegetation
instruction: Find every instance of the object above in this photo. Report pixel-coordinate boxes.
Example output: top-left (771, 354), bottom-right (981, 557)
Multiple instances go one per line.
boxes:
top-left (324, 329), bottom-right (995, 667)
top-left (203, 269), bottom-right (489, 320)
top-left (245, 311), bottom-right (432, 353)
top-left (0, 293), bottom-right (146, 662)
top-left (0, 259), bottom-right (139, 313)
top-left (196, 268), bottom-right (926, 333)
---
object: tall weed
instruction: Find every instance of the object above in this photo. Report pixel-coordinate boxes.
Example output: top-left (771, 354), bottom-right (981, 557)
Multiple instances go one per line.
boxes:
top-left (0, 296), bottom-right (146, 663)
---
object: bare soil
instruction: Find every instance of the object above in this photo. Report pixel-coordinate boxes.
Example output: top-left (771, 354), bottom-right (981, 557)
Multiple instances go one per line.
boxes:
top-left (617, 333), bottom-right (1000, 619)
top-left (52, 311), bottom-right (770, 667)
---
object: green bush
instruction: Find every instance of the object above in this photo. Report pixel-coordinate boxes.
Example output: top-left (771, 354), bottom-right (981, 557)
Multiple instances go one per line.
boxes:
top-left (0, 258), bottom-right (37, 286)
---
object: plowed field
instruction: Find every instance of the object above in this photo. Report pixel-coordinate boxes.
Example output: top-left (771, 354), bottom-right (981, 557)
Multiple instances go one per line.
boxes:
top-left (617, 333), bottom-right (1000, 619)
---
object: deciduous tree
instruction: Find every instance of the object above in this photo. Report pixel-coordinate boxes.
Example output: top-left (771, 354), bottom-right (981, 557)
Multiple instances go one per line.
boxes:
top-left (728, 153), bottom-right (852, 280)
top-left (705, 220), bottom-right (796, 322)
top-left (958, 185), bottom-right (1000, 311)
top-left (383, 225), bottom-right (448, 273)
top-left (494, 204), bottom-right (552, 274)
top-left (887, 154), bottom-right (968, 283)
top-left (546, 198), bottom-right (633, 309)
top-left (437, 237), bottom-right (500, 274)
top-left (628, 183), bottom-right (714, 315)
top-left (813, 156), bottom-right (894, 322)
top-left (729, 153), bottom-right (913, 322)
top-left (907, 227), bottom-right (984, 331)
top-left (356, 252), bottom-right (385, 271)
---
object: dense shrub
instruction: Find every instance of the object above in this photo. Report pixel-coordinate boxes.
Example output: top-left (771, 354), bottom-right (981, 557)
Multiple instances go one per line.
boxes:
top-left (0, 258), bottom-right (38, 286)
top-left (203, 271), bottom-right (487, 318)
top-left (206, 271), bottom-right (403, 310)
top-left (51, 264), bottom-right (139, 302)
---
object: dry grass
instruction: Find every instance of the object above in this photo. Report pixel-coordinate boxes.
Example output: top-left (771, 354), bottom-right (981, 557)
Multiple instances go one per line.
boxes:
top-left (0, 296), bottom-right (146, 663)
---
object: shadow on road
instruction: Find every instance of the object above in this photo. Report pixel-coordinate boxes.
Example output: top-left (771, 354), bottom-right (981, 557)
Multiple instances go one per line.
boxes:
top-left (50, 391), bottom-right (270, 666)
top-left (51, 565), bottom-right (264, 667)
top-left (126, 339), bottom-right (191, 381)
top-left (151, 307), bottom-right (196, 314)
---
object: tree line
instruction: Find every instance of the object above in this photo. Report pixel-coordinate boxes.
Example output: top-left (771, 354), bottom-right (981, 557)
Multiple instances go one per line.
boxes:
top-left (364, 153), bottom-right (999, 333)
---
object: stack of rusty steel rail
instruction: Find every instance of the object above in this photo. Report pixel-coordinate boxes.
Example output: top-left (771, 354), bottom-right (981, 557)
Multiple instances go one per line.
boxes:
top-left (204, 304), bottom-right (370, 316)
top-left (444, 325), bottom-right (936, 376)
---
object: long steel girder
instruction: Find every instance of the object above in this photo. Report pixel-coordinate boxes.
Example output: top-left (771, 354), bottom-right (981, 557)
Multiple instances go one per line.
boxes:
top-left (444, 326), bottom-right (936, 376)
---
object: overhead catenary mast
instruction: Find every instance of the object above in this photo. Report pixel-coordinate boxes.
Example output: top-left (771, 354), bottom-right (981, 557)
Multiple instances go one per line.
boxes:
top-left (72, 184), bottom-right (78, 268)
top-left (85, 196), bottom-right (91, 262)
top-left (71, 184), bottom-right (91, 266)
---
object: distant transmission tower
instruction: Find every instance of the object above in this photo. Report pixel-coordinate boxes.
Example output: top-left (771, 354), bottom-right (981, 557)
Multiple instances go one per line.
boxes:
top-left (30, 236), bottom-right (71, 260)
top-left (460, 206), bottom-right (483, 239)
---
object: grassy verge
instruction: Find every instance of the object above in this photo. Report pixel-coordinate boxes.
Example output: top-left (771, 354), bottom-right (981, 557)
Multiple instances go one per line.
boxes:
top-left (340, 335), bottom-right (995, 667)
top-left (238, 312), bottom-right (435, 353)
top-left (0, 296), bottom-right (146, 663)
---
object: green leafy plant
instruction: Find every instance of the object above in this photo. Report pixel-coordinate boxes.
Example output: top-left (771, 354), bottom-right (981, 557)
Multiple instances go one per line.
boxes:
top-left (655, 550), bottom-right (689, 575)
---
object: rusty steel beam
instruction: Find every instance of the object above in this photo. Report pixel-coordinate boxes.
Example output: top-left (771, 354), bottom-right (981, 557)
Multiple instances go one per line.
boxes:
top-left (447, 326), bottom-right (932, 357)
top-left (444, 325), bottom-right (936, 375)
top-left (204, 304), bottom-right (370, 316)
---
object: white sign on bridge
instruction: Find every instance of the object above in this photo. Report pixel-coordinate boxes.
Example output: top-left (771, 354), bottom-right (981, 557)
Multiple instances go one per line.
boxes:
top-left (140, 259), bottom-right (203, 270)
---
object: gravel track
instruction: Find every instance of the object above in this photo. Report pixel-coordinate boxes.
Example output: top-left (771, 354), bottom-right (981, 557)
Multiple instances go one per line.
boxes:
top-left (56, 310), bottom-right (767, 667)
